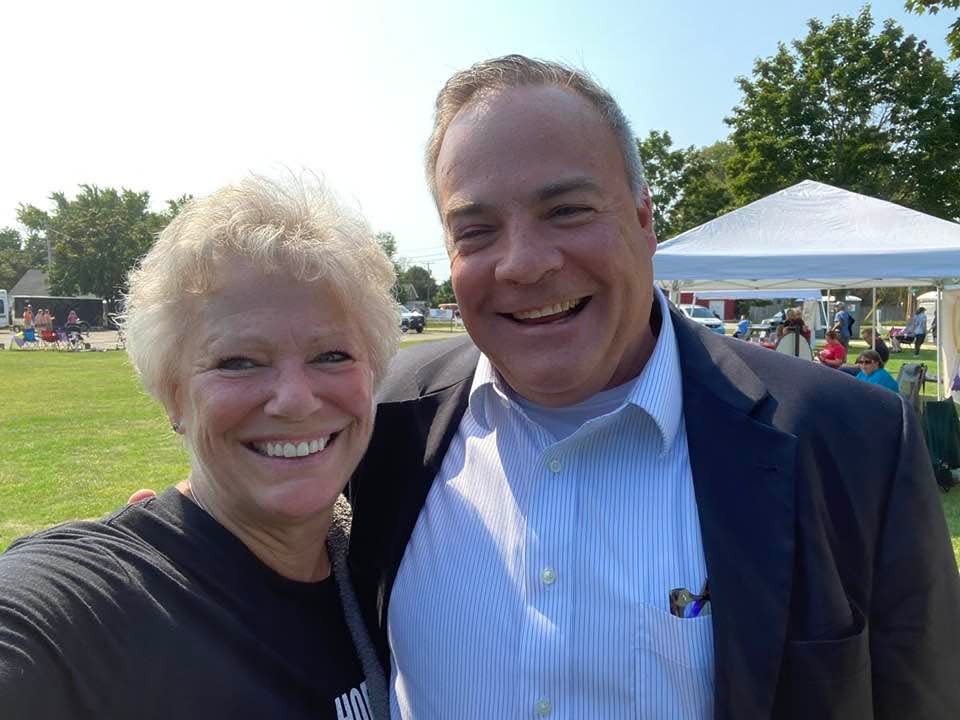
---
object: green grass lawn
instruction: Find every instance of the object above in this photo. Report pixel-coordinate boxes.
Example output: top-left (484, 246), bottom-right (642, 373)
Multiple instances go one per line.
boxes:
top-left (1, 343), bottom-right (958, 568)
top-left (0, 351), bottom-right (189, 549)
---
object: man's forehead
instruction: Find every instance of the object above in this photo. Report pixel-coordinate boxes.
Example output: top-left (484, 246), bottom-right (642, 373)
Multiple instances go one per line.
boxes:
top-left (435, 87), bottom-right (623, 208)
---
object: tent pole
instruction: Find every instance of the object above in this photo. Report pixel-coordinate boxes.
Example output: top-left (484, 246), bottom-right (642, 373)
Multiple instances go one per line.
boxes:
top-left (872, 287), bottom-right (877, 350)
top-left (937, 283), bottom-right (943, 401)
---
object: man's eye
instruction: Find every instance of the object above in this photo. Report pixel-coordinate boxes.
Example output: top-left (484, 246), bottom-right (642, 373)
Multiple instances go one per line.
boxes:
top-left (312, 350), bottom-right (351, 364)
top-left (551, 205), bottom-right (592, 219)
top-left (455, 226), bottom-right (491, 241)
top-left (217, 357), bottom-right (257, 371)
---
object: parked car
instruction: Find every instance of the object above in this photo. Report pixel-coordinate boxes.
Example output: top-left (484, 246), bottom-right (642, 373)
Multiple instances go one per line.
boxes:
top-left (400, 305), bottom-right (425, 333)
top-left (679, 304), bottom-right (725, 334)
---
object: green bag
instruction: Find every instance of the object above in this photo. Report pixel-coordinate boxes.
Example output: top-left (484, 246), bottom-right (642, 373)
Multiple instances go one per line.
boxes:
top-left (922, 400), bottom-right (960, 490)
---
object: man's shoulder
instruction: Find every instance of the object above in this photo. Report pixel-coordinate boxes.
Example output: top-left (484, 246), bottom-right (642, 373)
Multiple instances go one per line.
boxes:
top-left (377, 335), bottom-right (479, 403)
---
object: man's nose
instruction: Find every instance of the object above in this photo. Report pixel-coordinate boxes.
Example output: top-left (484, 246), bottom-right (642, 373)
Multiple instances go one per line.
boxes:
top-left (264, 365), bottom-right (321, 419)
top-left (493, 222), bottom-right (563, 285)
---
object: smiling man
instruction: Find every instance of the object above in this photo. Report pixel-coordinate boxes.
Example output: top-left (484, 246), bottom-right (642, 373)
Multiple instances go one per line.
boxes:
top-left (348, 55), bottom-right (960, 719)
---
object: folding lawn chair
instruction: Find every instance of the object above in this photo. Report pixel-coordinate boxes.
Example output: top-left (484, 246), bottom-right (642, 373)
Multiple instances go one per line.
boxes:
top-left (896, 363), bottom-right (926, 413)
top-left (40, 329), bottom-right (61, 350)
top-left (19, 327), bottom-right (39, 349)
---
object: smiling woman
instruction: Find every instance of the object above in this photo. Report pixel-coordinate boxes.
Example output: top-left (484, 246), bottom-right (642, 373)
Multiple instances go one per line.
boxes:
top-left (0, 176), bottom-right (397, 719)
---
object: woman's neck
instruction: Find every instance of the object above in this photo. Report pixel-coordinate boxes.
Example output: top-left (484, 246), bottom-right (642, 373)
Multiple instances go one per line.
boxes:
top-left (178, 479), bottom-right (333, 583)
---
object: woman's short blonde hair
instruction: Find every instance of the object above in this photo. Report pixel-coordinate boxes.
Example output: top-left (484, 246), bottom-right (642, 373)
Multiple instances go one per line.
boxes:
top-left (120, 175), bottom-right (399, 412)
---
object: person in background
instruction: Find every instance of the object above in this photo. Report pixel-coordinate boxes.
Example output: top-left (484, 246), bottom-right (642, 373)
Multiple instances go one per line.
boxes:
top-left (855, 349), bottom-right (899, 392)
top-left (860, 327), bottom-right (890, 366)
top-left (733, 314), bottom-right (750, 339)
top-left (22, 304), bottom-right (34, 328)
top-left (0, 176), bottom-right (395, 719)
top-left (907, 307), bottom-right (928, 356)
top-left (778, 307), bottom-right (810, 342)
top-left (816, 330), bottom-right (847, 368)
top-left (66, 309), bottom-right (79, 326)
top-left (832, 301), bottom-right (853, 349)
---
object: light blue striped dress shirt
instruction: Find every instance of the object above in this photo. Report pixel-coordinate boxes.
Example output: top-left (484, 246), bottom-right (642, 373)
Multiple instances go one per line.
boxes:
top-left (389, 289), bottom-right (713, 719)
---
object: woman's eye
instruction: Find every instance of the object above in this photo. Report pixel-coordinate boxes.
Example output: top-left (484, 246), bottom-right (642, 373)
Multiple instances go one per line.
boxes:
top-left (217, 357), bottom-right (257, 371)
top-left (312, 350), bottom-right (351, 364)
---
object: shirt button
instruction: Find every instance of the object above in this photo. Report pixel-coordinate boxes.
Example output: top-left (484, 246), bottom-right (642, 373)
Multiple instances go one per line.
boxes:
top-left (541, 567), bottom-right (557, 585)
top-left (548, 459), bottom-right (561, 473)
top-left (535, 698), bottom-right (552, 716)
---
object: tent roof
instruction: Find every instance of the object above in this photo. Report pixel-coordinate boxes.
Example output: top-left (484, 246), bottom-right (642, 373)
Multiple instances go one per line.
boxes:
top-left (653, 180), bottom-right (960, 290)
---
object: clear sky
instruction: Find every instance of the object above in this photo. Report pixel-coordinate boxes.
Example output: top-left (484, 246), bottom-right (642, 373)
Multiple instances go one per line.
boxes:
top-left (2, 0), bottom-right (955, 281)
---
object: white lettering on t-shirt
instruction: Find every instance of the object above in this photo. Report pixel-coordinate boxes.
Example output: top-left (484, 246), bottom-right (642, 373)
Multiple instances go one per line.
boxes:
top-left (335, 681), bottom-right (371, 720)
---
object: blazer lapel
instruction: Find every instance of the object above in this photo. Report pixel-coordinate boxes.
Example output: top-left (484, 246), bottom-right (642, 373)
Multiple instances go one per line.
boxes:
top-left (673, 311), bottom-right (797, 719)
top-left (350, 341), bottom-right (477, 665)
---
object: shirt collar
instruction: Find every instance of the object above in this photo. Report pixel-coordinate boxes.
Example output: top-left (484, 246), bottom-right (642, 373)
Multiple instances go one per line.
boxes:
top-left (467, 287), bottom-right (684, 455)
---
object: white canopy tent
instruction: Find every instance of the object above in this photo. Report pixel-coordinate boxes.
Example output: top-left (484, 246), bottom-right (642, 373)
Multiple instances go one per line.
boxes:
top-left (653, 180), bottom-right (960, 399)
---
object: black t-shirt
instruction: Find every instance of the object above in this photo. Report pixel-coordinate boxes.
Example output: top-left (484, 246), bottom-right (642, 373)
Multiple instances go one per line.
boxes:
top-left (0, 489), bottom-right (372, 720)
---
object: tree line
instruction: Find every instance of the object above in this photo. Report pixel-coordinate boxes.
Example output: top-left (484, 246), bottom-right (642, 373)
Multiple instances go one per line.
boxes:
top-left (2, 6), bottom-right (957, 304)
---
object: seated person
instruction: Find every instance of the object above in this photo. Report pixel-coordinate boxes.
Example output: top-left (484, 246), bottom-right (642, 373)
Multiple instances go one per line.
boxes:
top-left (778, 307), bottom-right (811, 342)
top-left (816, 330), bottom-right (847, 368)
top-left (733, 314), bottom-right (750, 339)
top-left (888, 326), bottom-right (913, 353)
top-left (854, 349), bottom-right (899, 392)
top-left (860, 327), bottom-right (890, 365)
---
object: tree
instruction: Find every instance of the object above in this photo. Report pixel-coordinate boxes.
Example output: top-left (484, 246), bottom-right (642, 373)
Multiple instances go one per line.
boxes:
top-left (0, 227), bottom-right (32, 291)
top-left (400, 265), bottom-right (437, 305)
top-left (636, 131), bottom-right (692, 240)
top-left (17, 185), bottom-right (171, 300)
top-left (375, 231), bottom-right (404, 300)
top-left (906, 0), bottom-right (960, 59)
top-left (433, 278), bottom-right (456, 305)
top-left (165, 194), bottom-right (194, 220)
top-left (726, 8), bottom-right (960, 221)
top-left (637, 133), bottom-right (736, 241)
top-left (669, 141), bottom-right (736, 237)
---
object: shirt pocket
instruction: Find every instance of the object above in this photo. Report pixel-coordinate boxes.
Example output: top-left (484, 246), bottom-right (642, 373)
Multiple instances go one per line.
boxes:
top-left (635, 603), bottom-right (714, 718)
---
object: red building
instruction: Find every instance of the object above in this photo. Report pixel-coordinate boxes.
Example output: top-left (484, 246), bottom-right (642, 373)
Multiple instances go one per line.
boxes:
top-left (678, 293), bottom-right (736, 321)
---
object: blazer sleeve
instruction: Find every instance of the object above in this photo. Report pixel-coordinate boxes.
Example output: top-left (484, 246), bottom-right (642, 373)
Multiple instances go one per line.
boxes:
top-left (869, 398), bottom-right (960, 719)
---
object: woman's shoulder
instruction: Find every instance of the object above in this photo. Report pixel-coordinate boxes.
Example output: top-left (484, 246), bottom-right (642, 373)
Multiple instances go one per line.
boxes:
top-left (1, 519), bottom-right (149, 598)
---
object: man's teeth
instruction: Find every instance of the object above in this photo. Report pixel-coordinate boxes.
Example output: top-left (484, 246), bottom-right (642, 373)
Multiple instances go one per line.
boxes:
top-left (253, 438), bottom-right (329, 458)
top-left (512, 298), bottom-right (582, 320)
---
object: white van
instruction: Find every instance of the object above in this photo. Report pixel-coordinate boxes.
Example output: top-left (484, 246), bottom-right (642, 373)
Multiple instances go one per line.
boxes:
top-left (0, 290), bottom-right (8, 329)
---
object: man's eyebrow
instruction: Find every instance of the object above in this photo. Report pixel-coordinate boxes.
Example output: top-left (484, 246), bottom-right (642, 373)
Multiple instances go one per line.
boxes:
top-left (536, 177), bottom-right (601, 202)
top-left (444, 201), bottom-right (493, 225)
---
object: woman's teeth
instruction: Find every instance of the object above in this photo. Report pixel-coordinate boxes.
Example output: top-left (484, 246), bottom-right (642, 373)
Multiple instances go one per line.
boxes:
top-left (253, 438), bottom-right (329, 458)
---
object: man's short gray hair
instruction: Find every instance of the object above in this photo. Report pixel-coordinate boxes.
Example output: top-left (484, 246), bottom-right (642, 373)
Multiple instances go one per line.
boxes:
top-left (425, 54), bottom-right (648, 207)
top-left (120, 175), bottom-right (399, 413)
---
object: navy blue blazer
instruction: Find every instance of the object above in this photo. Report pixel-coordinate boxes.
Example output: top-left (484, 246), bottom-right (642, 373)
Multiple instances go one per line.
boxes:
top-left (349, 307), bottom-right (960, 719)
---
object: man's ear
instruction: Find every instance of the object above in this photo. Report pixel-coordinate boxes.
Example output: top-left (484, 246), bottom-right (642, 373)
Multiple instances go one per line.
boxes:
top-left (636, 189), bottom-right (658, 254)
